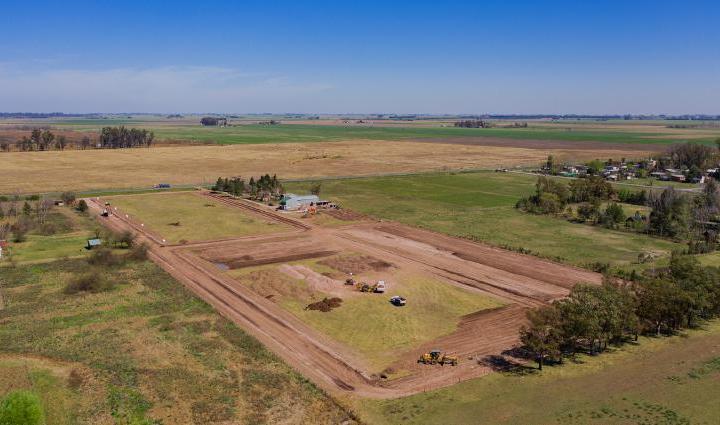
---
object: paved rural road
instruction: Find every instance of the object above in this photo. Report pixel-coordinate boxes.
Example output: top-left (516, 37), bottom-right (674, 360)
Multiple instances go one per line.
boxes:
top-left (87, 193), bottom-right (600, 398)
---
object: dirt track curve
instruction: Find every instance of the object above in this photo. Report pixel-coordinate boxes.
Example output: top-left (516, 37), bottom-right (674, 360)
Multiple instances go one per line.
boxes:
top-left (87, 192), bottom-right (600, 398)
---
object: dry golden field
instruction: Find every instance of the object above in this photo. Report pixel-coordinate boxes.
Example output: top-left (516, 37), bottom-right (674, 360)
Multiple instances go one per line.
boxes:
top-left (0, 139), bottom-right (657, 193)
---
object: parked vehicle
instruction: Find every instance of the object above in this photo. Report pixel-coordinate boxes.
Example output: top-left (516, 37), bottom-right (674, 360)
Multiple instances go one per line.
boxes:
top-left (389, 295), bottom-right (406, 306)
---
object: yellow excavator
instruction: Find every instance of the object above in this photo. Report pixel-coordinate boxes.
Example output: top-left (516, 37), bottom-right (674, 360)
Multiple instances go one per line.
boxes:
top-left (418, 350), bottom-right (458, 366)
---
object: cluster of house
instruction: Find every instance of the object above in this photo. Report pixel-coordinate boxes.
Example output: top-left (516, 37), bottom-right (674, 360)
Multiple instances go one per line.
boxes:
top-left (648, 169), bottom-right (711, 184)
top-left (555, 159), bottom-right (713, 184)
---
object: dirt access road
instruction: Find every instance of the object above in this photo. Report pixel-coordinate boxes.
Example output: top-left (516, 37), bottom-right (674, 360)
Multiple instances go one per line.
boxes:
top-left (88, 192), bottom-right (600, 398)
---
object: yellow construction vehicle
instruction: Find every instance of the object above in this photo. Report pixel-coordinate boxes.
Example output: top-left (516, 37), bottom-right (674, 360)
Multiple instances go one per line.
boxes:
top-left (417, 350), bottom-right (458, 366)
top-left (357, 282), bottom-right (375, 292)
top-left (302, 205), bottom-right (318, 218)
top-left (356, 280), bottom-right (386, 293)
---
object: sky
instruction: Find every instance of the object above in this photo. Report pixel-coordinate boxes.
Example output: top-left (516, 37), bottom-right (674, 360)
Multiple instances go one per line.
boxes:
top-left (0, 0), bottom-right (718, 114)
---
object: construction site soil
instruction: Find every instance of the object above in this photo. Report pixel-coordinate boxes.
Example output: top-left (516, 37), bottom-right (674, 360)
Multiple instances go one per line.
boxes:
top-left (89, 191), bottom-right (601, 398)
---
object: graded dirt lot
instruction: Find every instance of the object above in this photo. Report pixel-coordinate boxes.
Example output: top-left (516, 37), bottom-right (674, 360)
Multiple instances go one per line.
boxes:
top-left (87, 190), bottom-right (600, 398)
top-left (0, 139), bottom-right (659, 193)
top-left (227, 255), bottom-right (506, 372)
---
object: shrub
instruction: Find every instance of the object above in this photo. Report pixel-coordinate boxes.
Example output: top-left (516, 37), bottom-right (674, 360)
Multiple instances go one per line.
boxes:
top-left (0, 390), bottom-right (45, 425)
top-left (113, 230), bottom-right (135, 248)
top-left (128, 243), bottom-right (149, 261)
top-left (87, 247), bottom-right (121, 266)
top-left (576, 202), bottom-right (599, 222)
top-left (569, 176), bottom-right (615, 203)
top-left (516, 176), bottom-right (570, 214)
top-left (37, 222), bottom-right (57, 236)
top-left (601, 203), bottom-right (626, 228)
top-left (618, 189), bottom-right (648, 206)
top-left (10, 218), bottom-right (32, 243)
top-left (76, 199), bottom-right (88, 213)
top-left (11, 229), bottom-right (27, 243)
top-left (60, 191), bottom-right (77, 205)
top-left (64, 271), bottom-right (113, 294)
top-left (67, 369), bottom-right (84, 390)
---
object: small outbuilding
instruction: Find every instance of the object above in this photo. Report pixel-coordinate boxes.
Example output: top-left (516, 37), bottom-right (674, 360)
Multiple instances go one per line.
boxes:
top-left (86, 238), bottom-right (103, 250)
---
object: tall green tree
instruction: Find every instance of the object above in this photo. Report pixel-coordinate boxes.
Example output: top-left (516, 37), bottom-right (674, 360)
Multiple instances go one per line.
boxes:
top-left (647, 187), bottom-right (690, 237)
top-left (520, 306), bottom-right (562, 370)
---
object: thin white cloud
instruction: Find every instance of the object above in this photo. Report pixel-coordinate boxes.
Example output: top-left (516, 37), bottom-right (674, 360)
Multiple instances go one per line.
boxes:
top-left (0, 65), bottom-right (334, 112)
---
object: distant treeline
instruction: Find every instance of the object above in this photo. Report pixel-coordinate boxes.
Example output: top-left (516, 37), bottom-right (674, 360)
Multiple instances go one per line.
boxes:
top-left (200, 117), bottom-right (227, 126)
top-left (0, 112), bottom-right (96, 118)
top-left (454, 119), bottom-right (492, 128)
top-left (98, 126), bottom-right (154, 149)
top-left (0, 126), bottom-right (154, 152)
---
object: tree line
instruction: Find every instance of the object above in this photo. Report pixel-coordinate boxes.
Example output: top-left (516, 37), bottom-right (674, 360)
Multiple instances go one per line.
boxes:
top-left (200, 117), bottom-right (227, 126)
top-left (98, 126), bottom-right (154, 149)
top-left (212, 174), bottom-right (284, 200)
top-left (454, 119), bottom-right (492, 128)
top-left (521, 253), bottom-right (720, 369)
top-left (516, 174), bottom-right (720, 253)
top-left (1, 127), bottom-right (154, 152)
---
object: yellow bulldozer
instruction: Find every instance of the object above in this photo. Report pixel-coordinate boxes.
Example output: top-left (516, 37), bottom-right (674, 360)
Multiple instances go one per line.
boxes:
top-left (417, 350), bottom-right (458, 366)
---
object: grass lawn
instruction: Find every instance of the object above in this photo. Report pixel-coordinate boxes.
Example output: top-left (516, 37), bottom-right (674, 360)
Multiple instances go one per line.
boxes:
top-left (622, 177), bottom-right (700, 189)
top-left (287, 172), bottom-right (683, 268)
top-left (1, 208), bottom-right (98, 265)
top-left (6, 232), bottom-right (91, 264)
top-left (106, 191), bottom-right (292, 243)
top-left (358, 320), bottom-right (720, 424)
top-left (0, 259), bottom-right (353, 424)
top-left (695, 252), bottom-right (720, 267)
top-left (230, 260), bottom-right (504, 372)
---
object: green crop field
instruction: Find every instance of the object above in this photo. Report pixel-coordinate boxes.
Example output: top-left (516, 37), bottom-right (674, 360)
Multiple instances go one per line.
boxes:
top-left (149, 124), bottom-right (696, 145)
top-left (106, 191), bottom-right (293, 243)
top-left (286, 171), bottom-right (684, 269)
top-left (358, 320), bottom-right (720, 424)
top-left (44, 119), bottom-right (720, 145)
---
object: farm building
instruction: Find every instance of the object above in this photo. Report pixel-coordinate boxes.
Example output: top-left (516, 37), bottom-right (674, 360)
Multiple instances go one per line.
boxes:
top-left (280, 194), bottom-right (320, 210)
top-left (86, 238), bottom-right (102, 250)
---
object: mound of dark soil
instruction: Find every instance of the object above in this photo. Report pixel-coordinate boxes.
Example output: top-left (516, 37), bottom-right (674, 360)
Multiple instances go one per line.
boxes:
top-left (306, 297), bottom-right (343, 312)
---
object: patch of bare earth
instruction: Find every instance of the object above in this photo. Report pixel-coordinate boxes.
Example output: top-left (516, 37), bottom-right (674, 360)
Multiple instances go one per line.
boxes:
top-left (318, 254), bottom-right (393, 275)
